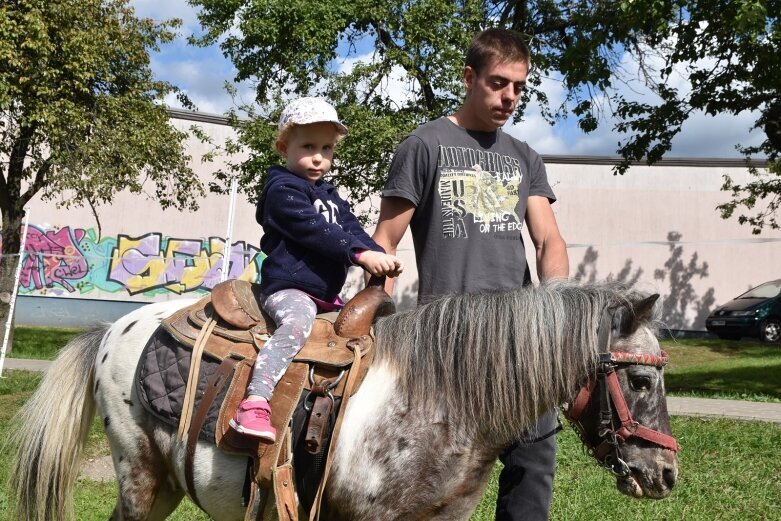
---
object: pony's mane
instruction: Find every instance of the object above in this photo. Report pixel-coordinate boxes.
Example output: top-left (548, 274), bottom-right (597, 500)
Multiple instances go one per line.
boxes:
top-left (372, 280), bottom-right (659, 443)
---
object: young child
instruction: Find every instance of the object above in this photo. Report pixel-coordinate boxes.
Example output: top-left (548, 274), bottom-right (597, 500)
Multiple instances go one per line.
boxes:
top-left (230, 97), bottom-right (403, 441)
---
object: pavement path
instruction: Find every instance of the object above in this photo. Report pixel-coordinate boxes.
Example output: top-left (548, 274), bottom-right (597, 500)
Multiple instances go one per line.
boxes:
top-left (4, 357), bottom-right (781, 424)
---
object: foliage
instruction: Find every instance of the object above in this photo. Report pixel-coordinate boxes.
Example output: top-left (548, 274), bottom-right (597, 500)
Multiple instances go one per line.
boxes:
top-left (0, 0), bottom-right (206, 349)
top-left (190, 0), bottom-right (779, 226)
top-left (718, 157), bottom-right (781, 233)
top-left (0, 0), bottom-right (204, 215)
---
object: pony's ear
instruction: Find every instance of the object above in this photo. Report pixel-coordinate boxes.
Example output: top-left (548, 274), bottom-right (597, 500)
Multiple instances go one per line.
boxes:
top-left (631, 294), bottom-right (659, 328)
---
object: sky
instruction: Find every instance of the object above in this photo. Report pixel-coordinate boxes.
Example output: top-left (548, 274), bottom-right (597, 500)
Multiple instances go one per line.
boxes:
top-left (131, 0), bottom-right (765, 159)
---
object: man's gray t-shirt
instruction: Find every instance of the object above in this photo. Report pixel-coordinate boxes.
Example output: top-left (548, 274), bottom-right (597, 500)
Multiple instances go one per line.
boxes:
top-left (383, 117), bottom-right (557, 299)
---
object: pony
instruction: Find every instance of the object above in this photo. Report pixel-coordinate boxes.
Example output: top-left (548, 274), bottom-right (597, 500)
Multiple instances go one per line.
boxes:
top-left (9, 281), bottom-right (678, 520)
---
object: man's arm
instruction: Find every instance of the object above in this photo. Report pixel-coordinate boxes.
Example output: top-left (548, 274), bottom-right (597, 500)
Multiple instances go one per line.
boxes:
top-left (525, 195), bottom-right (569, 281)
top-left (372, 196), bottom-right (416, 294)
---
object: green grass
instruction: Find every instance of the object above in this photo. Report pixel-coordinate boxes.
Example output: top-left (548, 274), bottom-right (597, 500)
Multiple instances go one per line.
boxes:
top-left (3, 328), bottom-right (780, 519)
top-left (469, 417), bottom-right (781, 520)
top-left (11, 327), bottom-right (780, 402)
top-left (0, 370), bottom-right (210, 520)
top-left (7, 326), bottom-right (85, 360)
top-left (661, 338), bottom-right (781, 402)
top-left (1, 369), bottom-right (778, 520)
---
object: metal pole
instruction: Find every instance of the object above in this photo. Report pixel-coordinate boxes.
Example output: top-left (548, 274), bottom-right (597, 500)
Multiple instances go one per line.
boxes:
top-left (220, 177), bottom-right (239, 283)
top-left (1, 209), bottom-right (30, 377)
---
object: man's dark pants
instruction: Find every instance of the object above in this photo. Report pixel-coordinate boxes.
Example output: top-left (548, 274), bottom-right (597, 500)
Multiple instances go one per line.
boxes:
top-left (495, 410), bottom-right (558, 521)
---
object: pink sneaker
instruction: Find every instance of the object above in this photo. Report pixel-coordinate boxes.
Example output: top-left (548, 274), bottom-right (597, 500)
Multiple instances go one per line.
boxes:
top-left (229, 400), bottom-right (277, 442)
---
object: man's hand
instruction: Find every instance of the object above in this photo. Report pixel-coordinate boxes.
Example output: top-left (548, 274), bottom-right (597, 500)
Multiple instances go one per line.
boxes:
top-left (357, 251), bottom-right (405, 278)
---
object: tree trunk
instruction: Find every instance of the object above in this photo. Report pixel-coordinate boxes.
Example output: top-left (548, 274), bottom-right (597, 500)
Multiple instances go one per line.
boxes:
top-left (0, 209), bottom-right (24, 354)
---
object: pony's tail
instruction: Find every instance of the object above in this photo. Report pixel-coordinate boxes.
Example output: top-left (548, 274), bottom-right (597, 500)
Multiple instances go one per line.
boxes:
top-left (9, 325), bottom-right (108, 521)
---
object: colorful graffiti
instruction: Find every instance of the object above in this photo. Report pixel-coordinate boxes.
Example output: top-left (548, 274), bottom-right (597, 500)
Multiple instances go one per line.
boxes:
top-left (1, 225), bottom-right (262, 298)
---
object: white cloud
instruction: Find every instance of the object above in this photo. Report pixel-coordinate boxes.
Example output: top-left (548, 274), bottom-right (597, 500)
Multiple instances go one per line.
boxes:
top-left (129, 0), bottom-right (201, 34)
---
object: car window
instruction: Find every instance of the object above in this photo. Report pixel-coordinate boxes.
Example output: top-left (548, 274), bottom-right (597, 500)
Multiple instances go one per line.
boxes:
top-left (739, 281), bottom-right (781, 299)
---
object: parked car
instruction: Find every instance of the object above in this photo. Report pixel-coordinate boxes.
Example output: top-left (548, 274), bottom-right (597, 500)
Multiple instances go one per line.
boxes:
top-left (705, 280), bottom-right (781, 342)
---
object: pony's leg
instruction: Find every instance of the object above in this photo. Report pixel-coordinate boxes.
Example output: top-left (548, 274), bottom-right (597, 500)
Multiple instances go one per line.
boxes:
top-left (95, 303), bottom-right (191, 521)
top-left (108, 466), bottom-right (184, 521)
top-left (101, 387), bottom-right (186, 520)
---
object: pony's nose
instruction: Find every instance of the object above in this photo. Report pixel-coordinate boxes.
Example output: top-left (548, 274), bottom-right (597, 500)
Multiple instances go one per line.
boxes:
top-left (662, 467), bottom-right (676, 490)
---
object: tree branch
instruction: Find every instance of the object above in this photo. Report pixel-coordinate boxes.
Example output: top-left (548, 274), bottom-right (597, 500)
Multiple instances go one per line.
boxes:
top-left (20, 156), bottom-right (53, 208)
top-left (374, 23), bottom-right (436, 111)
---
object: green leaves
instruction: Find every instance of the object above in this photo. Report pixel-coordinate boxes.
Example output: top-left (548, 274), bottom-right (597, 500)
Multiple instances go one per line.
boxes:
top-left (0, 0), bottom-right (203, 220)
top-left (191, 0), bottom-right (779, 228)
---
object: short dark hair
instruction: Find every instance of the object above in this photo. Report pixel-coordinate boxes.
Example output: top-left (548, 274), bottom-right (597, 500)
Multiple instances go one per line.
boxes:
top-left (465, 28), bottom-right (530, 74)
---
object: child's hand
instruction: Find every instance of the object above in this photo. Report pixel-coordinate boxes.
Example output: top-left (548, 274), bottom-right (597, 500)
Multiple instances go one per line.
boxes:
top-left (357, 251), bottom-right (404, 278)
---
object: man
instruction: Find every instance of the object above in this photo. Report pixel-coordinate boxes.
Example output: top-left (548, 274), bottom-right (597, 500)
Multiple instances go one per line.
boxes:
top-left (372, 28), bottom-right (569, 520)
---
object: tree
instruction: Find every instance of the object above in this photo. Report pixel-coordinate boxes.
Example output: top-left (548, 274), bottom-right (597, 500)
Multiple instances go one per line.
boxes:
top-left (190, 0), bottom-right (779, 228)
top-left (0, 0), bottom-right (205, 348)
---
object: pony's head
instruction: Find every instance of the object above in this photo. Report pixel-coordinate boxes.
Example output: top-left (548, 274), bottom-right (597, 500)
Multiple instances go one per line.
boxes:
top-left (565, 293), bottom-right (679, 499)
top-left (373, 282), bottom-right (678, 500)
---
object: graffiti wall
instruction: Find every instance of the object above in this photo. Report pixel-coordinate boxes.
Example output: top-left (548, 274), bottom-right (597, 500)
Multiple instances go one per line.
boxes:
top-left (1, 224), bottom-right (262, 299)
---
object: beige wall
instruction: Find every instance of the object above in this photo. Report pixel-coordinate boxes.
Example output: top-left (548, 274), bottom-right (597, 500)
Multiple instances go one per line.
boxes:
top-left (354, 160), bottom-right (781, 330)
top-left (18, 113), bottom-right (780, 330)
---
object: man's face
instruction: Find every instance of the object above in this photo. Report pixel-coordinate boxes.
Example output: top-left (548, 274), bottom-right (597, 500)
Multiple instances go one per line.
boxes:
top-left (463, 58), bottom-right (528, 131)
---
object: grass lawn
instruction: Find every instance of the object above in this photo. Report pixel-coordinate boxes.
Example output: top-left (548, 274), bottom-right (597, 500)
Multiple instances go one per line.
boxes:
top-left (6, 326), bottom-right (85, 360)
top-left (661, 338), bottom-right (781, 402)
top-left (1, 370), bottom-right (778, 520)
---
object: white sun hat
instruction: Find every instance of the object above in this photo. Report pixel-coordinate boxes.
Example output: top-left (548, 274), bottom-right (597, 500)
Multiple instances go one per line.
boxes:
top-left (277, 97), bottom-right (348, 135)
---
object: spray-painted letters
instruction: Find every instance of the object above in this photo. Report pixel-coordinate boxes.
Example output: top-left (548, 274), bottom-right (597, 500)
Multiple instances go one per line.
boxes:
top-left (1, 225), bottom-right (261, 297)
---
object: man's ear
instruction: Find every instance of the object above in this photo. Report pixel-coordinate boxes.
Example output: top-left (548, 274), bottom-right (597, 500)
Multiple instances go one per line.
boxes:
top-left (463, 66), bottom-right (476, 91)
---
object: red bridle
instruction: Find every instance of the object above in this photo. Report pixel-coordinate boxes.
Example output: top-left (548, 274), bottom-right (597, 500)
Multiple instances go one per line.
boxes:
top-left (564, 350), bottom-right (680, 477)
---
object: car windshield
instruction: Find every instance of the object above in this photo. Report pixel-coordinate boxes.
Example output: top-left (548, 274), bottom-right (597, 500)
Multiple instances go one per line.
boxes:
top-left (738, 281), bottom-right (781, 299)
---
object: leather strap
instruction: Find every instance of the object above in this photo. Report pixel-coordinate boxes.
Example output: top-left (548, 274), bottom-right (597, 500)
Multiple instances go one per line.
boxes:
top-left (185, 355), bottom-right (239, 508)
top-left (274, 460), bottom-right (298, 521)
top-left (178, 314), bottom-right (217, 440)
top-left (604, 371), bottom-right (679, 451)
top-left (305, 395), bottom-right (335, 454)
top-left (309, 338), bottom-right (364, 521)
top-left (566, 378), bottom-right (596, 420)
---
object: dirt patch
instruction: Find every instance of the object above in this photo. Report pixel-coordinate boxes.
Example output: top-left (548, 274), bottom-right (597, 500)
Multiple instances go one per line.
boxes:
top-left (79, 455), bottom-right (115, 482)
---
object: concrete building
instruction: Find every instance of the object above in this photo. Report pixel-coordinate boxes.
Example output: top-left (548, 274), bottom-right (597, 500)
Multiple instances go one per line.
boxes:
top-left (7, 110), bottom-right (779, 332)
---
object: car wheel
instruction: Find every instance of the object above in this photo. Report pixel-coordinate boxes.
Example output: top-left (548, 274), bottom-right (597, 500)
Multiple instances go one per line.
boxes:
top-left (716, 333), bottom-right (741, 341)
top-left (760, 319), bottom-right (781, 343)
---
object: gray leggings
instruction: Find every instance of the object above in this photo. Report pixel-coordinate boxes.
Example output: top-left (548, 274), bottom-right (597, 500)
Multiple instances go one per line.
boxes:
top-left (247, 289), bottom-right (317, 400)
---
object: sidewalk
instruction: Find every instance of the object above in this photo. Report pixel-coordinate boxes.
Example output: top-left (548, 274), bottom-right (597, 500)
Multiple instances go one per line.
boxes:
top-left (3, 358), bottom-right (781, 424)
top-left (1, 357), bottom-right (53, 373)
top-left (666, 396), bottom-right (781, 424)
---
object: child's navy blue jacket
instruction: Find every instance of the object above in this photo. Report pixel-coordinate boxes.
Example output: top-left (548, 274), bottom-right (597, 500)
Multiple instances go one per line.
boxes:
top-left (256, 166), bottom-right (384, 302)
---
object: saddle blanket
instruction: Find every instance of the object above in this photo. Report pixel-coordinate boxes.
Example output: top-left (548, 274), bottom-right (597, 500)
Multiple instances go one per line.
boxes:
top-left (135, 325), bottom-right (337, 508)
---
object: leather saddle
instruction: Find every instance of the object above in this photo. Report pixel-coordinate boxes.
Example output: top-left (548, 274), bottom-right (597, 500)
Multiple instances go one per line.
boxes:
top-left (159, 278), bottom-right (394, 520)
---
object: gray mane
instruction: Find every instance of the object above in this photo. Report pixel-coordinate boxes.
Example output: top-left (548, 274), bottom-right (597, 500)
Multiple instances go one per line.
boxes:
top-left (372, 280), bottom-right (658, 443)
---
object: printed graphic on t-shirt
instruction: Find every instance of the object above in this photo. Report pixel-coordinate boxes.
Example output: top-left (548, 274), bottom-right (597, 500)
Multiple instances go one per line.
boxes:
top-left (437, 145), bottom-right (523, 238)
top-left (314, 198), bottom-right (340, 225)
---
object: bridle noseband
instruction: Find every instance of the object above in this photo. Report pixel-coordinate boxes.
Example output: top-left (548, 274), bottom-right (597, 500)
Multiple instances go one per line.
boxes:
top-left (564, 319), bottom-right (680, 477)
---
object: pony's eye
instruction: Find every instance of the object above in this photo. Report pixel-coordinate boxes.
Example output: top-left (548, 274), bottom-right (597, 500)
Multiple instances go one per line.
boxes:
top-left (630, 375), bottom-right (653, 391)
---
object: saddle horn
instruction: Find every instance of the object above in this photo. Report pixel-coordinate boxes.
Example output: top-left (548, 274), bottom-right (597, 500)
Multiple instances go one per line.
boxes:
top-left (334, 276), bottom-right (396, 337)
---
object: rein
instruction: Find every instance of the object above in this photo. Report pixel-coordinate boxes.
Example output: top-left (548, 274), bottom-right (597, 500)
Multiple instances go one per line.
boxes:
top-left (564, 317), bottom-right (680, 477)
